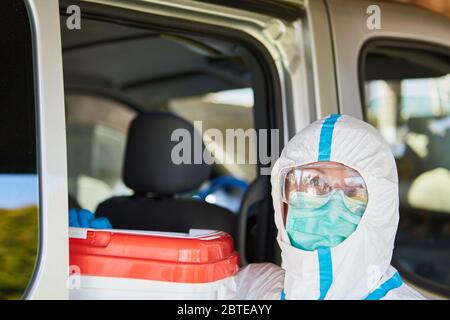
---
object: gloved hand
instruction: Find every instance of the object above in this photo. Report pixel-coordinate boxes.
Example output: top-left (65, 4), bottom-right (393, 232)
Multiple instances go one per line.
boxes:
top-left (69, 208), bottom-right (113, 229)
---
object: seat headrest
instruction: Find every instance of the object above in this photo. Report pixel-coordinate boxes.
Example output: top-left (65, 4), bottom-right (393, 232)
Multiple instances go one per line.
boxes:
top-left (123, 112), bottom-right (211, 195)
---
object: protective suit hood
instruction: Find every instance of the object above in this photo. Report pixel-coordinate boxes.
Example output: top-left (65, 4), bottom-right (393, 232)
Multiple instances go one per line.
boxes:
top-left (271, 114), bottom-right (401, 299)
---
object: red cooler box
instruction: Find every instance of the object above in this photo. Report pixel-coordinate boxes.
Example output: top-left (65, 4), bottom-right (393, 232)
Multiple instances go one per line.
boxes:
top-left (69, 227), bottom-right (239, 300)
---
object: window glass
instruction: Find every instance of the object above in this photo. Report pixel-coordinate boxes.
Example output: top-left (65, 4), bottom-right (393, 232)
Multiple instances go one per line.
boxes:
top-left (65, 94), bottom-right (136, 212)
top-left (362, 44), bottom-right (450, 293)
top-left (0, 0), bottom-right (39, 299)
top-left (169, 87), bottom-right (256, 213)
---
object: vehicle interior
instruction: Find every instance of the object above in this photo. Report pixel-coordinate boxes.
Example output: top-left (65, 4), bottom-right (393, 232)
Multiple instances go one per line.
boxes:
top-left (60, 13), bottom-right (279, 266)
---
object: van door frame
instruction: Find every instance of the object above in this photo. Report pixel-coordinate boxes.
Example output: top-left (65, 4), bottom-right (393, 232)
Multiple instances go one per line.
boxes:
top-left (25, 0), bottom-right (69, 299)
top-left (325, 0), bottom-right (450, 119)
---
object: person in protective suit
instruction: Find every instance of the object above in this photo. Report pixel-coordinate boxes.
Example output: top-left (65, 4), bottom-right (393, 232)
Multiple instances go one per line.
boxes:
top-left (235, 114), bottom-right (424, 300)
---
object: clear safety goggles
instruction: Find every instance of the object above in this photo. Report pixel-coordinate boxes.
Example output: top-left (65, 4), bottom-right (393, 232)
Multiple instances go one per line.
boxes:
top-left (280, 162), bottom-right (368, 205)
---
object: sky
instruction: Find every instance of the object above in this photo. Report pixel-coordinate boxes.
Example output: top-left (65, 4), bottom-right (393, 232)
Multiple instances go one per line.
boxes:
top-left (0, 174), bottom-right (38, 209)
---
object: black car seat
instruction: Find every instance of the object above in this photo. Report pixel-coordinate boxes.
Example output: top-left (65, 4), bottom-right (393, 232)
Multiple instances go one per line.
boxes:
top-left (95, 112), bottom-right (237, 238)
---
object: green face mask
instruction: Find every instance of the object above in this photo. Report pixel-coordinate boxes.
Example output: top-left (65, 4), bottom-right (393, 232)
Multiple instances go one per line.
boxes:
top-left (286, 190), bottom-right (367, 251)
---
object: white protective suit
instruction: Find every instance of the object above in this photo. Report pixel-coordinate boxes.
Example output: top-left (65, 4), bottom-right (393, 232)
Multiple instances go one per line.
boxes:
top-left (236, 114), bottom-right (424, 300)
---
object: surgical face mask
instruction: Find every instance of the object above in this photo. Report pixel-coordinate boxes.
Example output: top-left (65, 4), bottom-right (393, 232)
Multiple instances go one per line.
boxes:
top-left (286, 190), bottom-right (367, 251)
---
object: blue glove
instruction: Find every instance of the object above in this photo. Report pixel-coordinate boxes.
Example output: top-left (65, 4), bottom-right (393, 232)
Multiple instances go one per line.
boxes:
top-left (69, 208), bottom-right (112, 229)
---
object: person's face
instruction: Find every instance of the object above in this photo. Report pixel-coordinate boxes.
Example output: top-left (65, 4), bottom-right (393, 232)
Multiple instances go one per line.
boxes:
top-left (282, 161), bottom-right (367, 225)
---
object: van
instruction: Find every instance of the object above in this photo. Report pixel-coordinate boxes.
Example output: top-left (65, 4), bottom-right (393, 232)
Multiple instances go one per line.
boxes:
top-left (0, 0), bottom-right (448, 299)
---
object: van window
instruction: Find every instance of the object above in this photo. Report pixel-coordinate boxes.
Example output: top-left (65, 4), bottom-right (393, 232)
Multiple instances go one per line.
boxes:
top-left (0, 1), bottom-right (39, 299)
top-left (362, 43), bottom-right (450, 294)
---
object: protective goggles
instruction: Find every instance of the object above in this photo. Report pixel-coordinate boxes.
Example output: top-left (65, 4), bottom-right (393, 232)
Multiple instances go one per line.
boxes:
top-left (280, 162), bottom-right (368, 205)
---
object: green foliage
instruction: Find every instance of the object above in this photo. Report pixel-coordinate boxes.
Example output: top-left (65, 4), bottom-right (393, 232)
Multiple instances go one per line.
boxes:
top-left (0, 206), bottom-right (38, 300)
